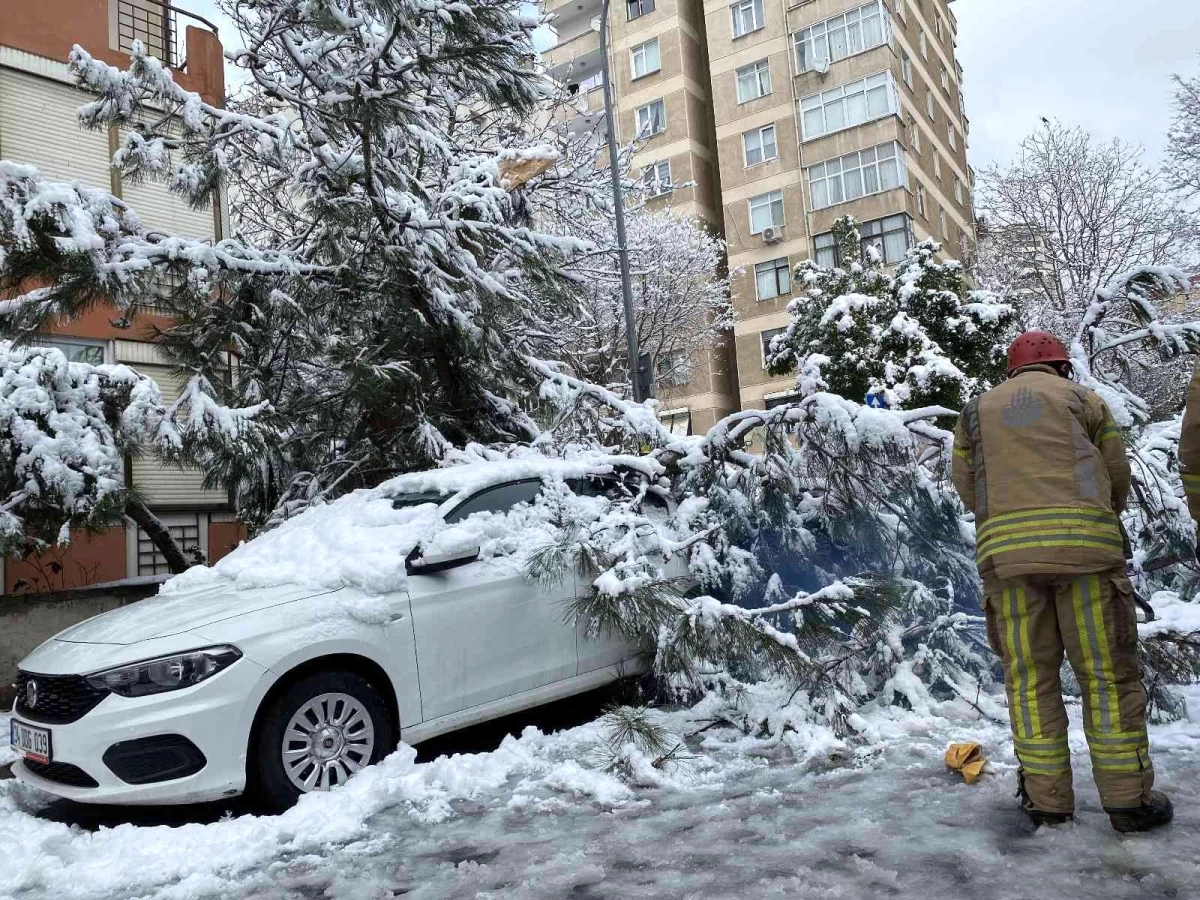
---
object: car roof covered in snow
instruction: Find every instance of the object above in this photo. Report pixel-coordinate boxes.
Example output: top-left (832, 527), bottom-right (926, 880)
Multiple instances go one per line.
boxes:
top-left (160, 449), bottom-right (662, 597)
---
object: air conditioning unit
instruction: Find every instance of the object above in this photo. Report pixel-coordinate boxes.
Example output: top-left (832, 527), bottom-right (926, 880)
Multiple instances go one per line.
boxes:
top-left (813, 56), bottom-right (831, 76)
top-left (762, 225), bottom-right (783, 244)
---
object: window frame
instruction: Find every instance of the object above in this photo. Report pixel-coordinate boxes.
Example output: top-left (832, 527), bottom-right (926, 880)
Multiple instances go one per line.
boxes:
top-left (627, 0), bottom-right (655, 20)
top-left (444, 478), bottom-right (544, 525)
top-left (748, 189), bottom-right (785, 234)
top-left (815, 213), bottom-right (913, 268)
top-left (735, 58), bottom-right (773, 103)
top-left (791, 1), bottom-right (890, 74)
top-left (954, 177), bottom-right (964, 205)
top-left (901, 50), bottom-right (913, 87)
top-left (918, 27), bottom-right (928, 59)
top-left (743, 123), bottom-right (779, 167)
top-left (925, 89), bottom-right (935, 121)
top-left (947, 122), bottom-right (958, 150)
top-left (754, 256), bottom-right (792, 301)
top-left (798, 70), bottom-right (899, 141)
top-left (761, 327), bottom-right (787, 368)
top-left (806, 141), bottom-right (908, 212)
top-left (630, 38), bottom-right (661, 80)
top-left (636, 98), bottom-right (667, 136)
top-left (731, 0), bottom-right (765, 38)
top-left (916, 182), bottom-right (927, 218)
top-left (643, 159), bottom-right (673, 197)
top-left (35, 335), bottom-right (108, 365)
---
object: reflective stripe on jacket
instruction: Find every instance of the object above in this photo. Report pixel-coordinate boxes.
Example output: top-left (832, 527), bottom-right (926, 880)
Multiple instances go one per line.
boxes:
top-left (952, 364), bottom-right (1131, 580)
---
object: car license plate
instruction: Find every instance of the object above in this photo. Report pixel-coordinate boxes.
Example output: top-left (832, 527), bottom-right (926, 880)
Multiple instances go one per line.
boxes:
top-left (10, 719), bottom-right (52, 765)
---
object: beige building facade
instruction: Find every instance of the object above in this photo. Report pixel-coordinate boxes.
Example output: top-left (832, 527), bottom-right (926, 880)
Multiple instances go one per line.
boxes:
top-left (545, 0), bottom-right (975, 418)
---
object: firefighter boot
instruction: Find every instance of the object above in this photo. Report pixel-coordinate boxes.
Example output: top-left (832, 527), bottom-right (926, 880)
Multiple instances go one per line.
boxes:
top-left (1106, 790), bottom-right (1174, 834)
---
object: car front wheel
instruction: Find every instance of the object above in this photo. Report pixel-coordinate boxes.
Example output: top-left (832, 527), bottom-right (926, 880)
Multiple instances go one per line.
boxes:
top-left (250, 670), bottom-right (394, 809)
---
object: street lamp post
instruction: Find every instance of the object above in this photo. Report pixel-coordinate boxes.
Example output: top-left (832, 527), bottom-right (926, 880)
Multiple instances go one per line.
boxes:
top-left (595, 0), bottom-right (649, 402)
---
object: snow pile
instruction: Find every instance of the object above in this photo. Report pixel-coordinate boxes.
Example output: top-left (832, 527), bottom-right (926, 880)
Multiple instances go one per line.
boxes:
top-left (0, 714), bottom-right (14, 768)
top-left (161, 450), bottom-right (663, 596)
top-left (1142, 591), bottom-right (1200, 640)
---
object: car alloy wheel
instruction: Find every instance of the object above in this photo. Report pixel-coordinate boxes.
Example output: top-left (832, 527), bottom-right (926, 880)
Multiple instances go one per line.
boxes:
top-left (281, 692), bottom-right (376, 792)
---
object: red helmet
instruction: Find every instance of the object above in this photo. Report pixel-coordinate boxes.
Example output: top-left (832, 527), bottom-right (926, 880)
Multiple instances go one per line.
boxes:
top-left (1007, 330), bottom-right (1070, 376)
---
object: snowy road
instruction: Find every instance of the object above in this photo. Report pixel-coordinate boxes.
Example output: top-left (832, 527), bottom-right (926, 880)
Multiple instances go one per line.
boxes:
top-left (2, 694), bottom-right (1199, 900)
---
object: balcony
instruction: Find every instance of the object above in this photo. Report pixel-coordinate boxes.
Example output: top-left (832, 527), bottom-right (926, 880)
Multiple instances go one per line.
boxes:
top-left (115, 0), bottom-right (219, 72)
top-left (544, 0), bottom-right (604, 41)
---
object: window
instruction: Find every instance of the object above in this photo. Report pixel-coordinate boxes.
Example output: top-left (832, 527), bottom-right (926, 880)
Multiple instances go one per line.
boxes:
top-left (736, 59), bottom-right (772, 103)
top-left (642, 160), bottom-right (672, 197)
top-left (657, 350), bottom-right (691, 386)
top-left (908, 114), bottom-right (921, 155)
top-left (807, 141), bottom-right (907, 210)
top-left (743, 124), bottom-right (778, 166)
top-left (939, 206), bottom-right (948, 239)
top-left (137, 518), bottom-right (202, 576)
top-left (954, 177), bottom-right (964, 204)
top-left (925, 89), bottom-right (935, 120)
top-left (947, 123), bottom-right (958, 150)
top-left (748, 189), bottom-right (784, 233)
top-left (916, 182), bottom-right (927, 217)
top-left (659, 409), bottom-right (692, 436)
top-left (793, 2), bottom-right (888, 73)
top-left (636, 99), bottom-right (667, 136)
top-left (731, 0), bottom-right (764, 37)
top-left (755, 257), bottom-right (791, 300)
top-left (933, 150), bottom-right (941, 180)
top-left (895, 0), bottom-right (905, 21)
top-left (799, 71), bottom-right (897, 140)
top-left (940, 66), bottom-right (950, 91)
top-left (761, 328), bottom-right (787, 367)
top-left (934, 15), bottom-right (943, 39)
top-left (446, 480), bottom-right (542, 523)
top-left (627, 0), bottom-right (654, 19)
top-left (918, 28), bottom-right (927, 59)
top-left (37, 337), bottom-right (106, 365)
top-left (814, 213), bottom-right (912, 267)
top-left (901, 50), bottom-right (912, 87)
top-left (630, 39), bottom-right (661, 79)
top-left (578, 71), bottom-right (604, 93)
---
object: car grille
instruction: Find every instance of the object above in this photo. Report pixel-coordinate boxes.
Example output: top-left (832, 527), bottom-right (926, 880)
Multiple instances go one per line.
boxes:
top-left (23, 759), bottom-right (100, 788)
top-left (14, 670), bottom-right (109, 724)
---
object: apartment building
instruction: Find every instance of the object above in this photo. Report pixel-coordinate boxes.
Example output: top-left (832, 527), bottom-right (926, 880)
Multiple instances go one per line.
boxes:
top-left (544, 0), bottom-right (975, 414)
top-left (544, 0), bottom-right (740, 435)
top-left (0, 0), bottom-right (241, 591)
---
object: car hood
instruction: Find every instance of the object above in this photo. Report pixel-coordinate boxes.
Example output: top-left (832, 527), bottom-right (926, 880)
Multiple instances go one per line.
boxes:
top-left (51, 580), bottom-right (339, 646)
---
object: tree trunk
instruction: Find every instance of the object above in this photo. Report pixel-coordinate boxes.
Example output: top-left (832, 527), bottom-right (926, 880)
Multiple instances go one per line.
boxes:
top-left (124, 497), bottom-right (191, 574)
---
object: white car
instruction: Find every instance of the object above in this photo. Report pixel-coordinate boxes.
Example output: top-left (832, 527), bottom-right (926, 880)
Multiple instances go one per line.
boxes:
top-left (8, 458), bottom-right (676, 807)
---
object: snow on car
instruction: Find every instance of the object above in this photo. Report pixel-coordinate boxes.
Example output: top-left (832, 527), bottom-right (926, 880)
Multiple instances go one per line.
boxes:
top-left (6, 451), bottom-right (683, 808)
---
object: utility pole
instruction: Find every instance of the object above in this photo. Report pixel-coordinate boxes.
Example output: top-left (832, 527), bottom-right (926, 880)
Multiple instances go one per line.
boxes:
top-left (596, 0), bottom-right (649, 401)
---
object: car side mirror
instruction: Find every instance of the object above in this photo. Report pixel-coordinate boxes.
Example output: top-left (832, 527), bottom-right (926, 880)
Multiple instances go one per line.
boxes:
top-left (405, 544), bottom-right (480, 576)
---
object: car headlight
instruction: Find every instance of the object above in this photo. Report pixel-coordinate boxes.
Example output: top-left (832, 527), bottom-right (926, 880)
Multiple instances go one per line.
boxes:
top-left (86, 646), bottom-right (242, 698)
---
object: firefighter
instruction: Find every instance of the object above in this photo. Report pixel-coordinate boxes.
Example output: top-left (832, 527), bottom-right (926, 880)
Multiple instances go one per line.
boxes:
top-left (1178, 364), bottom-right (1200, 536)
top-left (951, 330), bottom-right (1173, 833)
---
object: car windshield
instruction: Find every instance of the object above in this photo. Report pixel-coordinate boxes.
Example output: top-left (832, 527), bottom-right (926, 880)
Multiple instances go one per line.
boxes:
top-left (391, 491), bottom-right (449, 510)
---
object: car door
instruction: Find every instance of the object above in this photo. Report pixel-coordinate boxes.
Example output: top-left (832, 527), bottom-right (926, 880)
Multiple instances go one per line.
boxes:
top-left (573, 476), bottom-right (670, 675)
top-left (406, 480), bottom-right (579, 721)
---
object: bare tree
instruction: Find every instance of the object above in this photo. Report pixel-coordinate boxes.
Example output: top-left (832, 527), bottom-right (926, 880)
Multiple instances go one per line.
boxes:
top-left (1167, 61), bottom-right (1200, 201)
top-left (975, 121), bottom-right (1195, 338)
top-left (539, 205), bottom-right (732, 392)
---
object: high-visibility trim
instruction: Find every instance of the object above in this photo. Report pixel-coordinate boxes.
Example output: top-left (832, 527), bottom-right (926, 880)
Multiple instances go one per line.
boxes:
top-left (1014, 734), bottom-right (1069, 749)
top-left (1016, 747), bottom-right (1071, 762)
top-left (1084, 729), bottom-right (1148, 746)
top-left (977, 517), bottom-right (1121, 545)
top-left (1098, 425), bottom-right (1122, 443)
top-left (1092, 760), bottom-right (1146, 773)
top-left (1183, 473), bottom-right (1200, 493)
top-left (1020, 760), bottom-right (1072, 776)
top-left (1088, 748), bottom-right (1144, 762)
top-left (1001, 585), bottom-right (1042, 741)
top-left (976, 525), bottom-right (1123, 555)
top-left (978, 506), bottom-right (1117, 531)
top-left (953, 446), bottom-right (972, 459)
top-left (1071, 574), bottom-right (1122, 735)
top-left (977, 534), bottom-right (1124, 562)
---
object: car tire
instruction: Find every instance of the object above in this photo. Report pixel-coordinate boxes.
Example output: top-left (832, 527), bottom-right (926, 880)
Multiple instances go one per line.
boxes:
top-left (249, 670), bottom-right (395, 810)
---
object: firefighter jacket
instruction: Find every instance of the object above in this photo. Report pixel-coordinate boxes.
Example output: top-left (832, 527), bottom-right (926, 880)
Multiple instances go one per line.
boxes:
top-left (952, 364), bottom-right (1131, 581)
top-left (1178, 362), bottom-right (1200, 522)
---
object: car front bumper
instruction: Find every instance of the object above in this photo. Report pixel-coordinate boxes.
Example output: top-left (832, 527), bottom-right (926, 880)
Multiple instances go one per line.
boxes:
top-left (10, 654), bottom-right (271, 805)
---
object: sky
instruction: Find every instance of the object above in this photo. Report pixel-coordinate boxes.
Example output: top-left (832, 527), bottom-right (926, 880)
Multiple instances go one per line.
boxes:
top-left (955, 0), bottom-right (1200, 171)
top-left (186, 0), bottom-right (1200, 173)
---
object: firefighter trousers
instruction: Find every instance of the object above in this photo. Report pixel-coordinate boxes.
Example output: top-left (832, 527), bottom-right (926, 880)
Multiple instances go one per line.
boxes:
top-left (982, 568), bottom-right (1154, 814)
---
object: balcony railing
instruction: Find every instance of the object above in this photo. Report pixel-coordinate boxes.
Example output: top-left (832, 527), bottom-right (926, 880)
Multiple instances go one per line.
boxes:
top-left (116, 0), bottom-right (219, 71)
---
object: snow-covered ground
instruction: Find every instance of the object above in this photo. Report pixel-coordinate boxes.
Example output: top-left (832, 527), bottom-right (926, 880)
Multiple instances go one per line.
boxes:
top-left (2, 690), bottom-right (1199, 900)
top-left (0, 714), bottom-right (14, 768)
